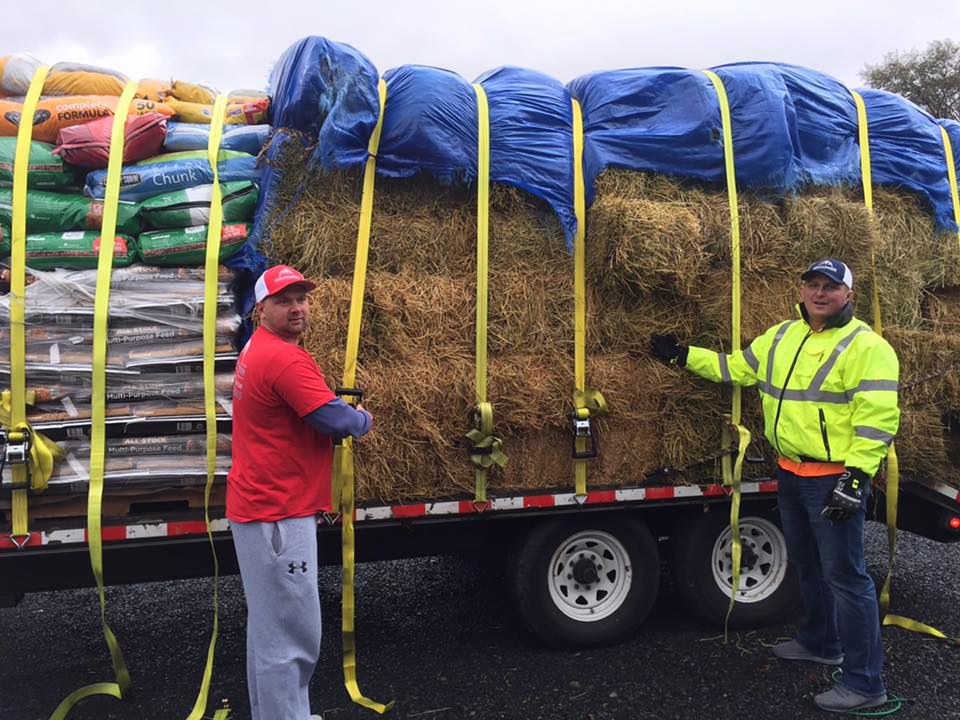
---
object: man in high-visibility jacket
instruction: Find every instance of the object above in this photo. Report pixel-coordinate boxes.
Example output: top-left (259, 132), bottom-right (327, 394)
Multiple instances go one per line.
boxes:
top-left (650, 258), bottom-right (899, 714)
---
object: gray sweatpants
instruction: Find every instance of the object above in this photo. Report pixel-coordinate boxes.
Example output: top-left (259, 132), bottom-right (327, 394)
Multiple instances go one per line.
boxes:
top-left (231, 515), bottom-right (321, 720)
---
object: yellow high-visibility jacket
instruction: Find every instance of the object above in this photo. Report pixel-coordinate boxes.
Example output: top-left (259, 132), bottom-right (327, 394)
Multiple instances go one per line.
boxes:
top-left (685, 305), bottom-right (900, 477)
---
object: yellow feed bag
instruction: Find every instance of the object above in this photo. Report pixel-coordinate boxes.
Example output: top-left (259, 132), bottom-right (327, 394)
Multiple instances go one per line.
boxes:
top-left (164, 97), bottom-right (269, 125)
top-left (135, 78), bottom-right (174, 103)
top-left (43, 62), bottom-right (128, 96)
top-left (169, 79), bottom-right (218, 104)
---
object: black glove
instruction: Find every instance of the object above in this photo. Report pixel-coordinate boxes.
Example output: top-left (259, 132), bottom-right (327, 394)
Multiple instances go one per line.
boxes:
top-left (822, 468), bottom-right (870, 522)
top-left (650, 334), bottom-right (688, 366)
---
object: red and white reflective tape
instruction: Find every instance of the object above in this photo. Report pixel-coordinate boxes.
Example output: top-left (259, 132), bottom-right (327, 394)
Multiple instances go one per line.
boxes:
top-left (0, 519), bottom-right (231, 549)
top-left (915, 477), bottom-right (960, 505)
top-left (1, 481), bottom-right (779, 548)
top-left (354, 480), bottom-right (778, 520)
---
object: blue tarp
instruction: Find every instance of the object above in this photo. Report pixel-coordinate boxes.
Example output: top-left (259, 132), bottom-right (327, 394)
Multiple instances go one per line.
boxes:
top-left (257, 35), bottom-right (960, 241)
top-left (373, 64), bottom-right (577, 239)
top-left (268, 35), bottom-right (381, 169)
top-left (858, 88), bottom-right (958, 230)
top-left (568, 63), bottom-right (862, 204)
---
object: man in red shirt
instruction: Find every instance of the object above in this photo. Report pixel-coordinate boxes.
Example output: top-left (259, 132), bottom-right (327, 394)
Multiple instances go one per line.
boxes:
top-left (228, 264), bottom-right (372, 720)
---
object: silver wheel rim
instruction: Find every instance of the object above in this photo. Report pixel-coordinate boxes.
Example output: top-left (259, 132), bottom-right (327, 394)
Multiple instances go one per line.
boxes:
top-left (711, 516), bottom-right (788, 604)
top-left (547, 530), bottom-right (633, 622)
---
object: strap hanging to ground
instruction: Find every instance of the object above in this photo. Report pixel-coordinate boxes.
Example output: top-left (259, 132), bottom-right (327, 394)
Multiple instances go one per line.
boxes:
top-left (334, 77), bottom-right (394, 715)
top-left (49, 80), bottom-right (138, 720)
top-left (465, 82), bottom-right (507, 504)
top-left (569, 99), bottom-right (606, 501)
top-left (180, 92), bottom-right (231, 720)
top-left (851, 90), bottom-right (956, 645)
top-left (703, 70), bottom-right (752, 642)
top-left (8, 64), bottom-right (49, 547)
top-left (879, 124), bottom-right (960, 648)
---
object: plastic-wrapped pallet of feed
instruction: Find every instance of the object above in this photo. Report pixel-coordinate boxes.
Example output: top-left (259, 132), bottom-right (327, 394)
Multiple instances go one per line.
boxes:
top-left (0, 188), bottom-right (140, 235)
top-left (140, 181), bottom-right (258, 228)
top-left (0, 265), bottom-right (240, 373)
top-left (0, 264), bottom-right (242, 498)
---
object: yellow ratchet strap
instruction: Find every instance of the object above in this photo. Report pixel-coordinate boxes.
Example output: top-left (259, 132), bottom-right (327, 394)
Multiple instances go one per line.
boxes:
top-left (851, 91), bottom-right (956, 644)
top-left (8, 64), bottom-right (49, 546)
top-left (941, 126), bottom-right (960, 249)
top-left (465, 82), bottom-right (507, 504)
top-left (0, 392), bottom-right (62, 500)
top-left (335, 78), bottom-right (394, 714)
top-left (570, 99), bottom-right (606, 501)
top-left (49, 80), bottom-right (138, 720)
top-left (179, 92), bottom-right (231, 720)
top-left (703, 70), bottom-right (752, 641)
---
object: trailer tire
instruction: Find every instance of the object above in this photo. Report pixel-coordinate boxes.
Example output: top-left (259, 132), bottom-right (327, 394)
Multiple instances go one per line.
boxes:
top-left (670, 509), bottom-right (800, 629)
top-left (511, 516), bottom-right (659, 649)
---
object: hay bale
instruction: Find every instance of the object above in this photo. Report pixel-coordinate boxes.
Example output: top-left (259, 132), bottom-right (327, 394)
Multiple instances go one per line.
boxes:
top-left (886, 329), bottom-right (960, 411)
top-left (782, 190), bottom-right (878, 274)
top-left (301, 269), bottom-right (578, 360)
top-left (925, 288), bottom-right (960, 335)
top-left (263, 161), bottom-right (570, 279)
top-left (658, 380), bottom-right (772, 483)
top-left (585, 195), bottom-right (705, 294)
top-left (589, 289), bottom-right (701, 354)
top-left (592, 169), bottom-right (788, 273)
top-left (891, 406), bottom-right (960, 487)
top-left (696, 270), bottom-right (799, 344)
top-left (299, 351), bottom-right (688, 501)
top-left (872, 188), bottom-right (960, 288)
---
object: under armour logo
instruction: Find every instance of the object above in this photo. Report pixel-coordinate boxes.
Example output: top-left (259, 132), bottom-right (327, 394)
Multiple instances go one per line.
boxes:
top-left (288, 561), bottom-right (307, 574)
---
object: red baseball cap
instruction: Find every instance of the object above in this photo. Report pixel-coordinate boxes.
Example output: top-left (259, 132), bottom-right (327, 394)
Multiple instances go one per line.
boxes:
top-left (254, 265), bottom-right (317, 302)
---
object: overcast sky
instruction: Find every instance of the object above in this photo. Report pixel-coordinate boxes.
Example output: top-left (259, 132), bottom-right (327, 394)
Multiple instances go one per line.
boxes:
top-left (2, 0), bottom-right (956, 93)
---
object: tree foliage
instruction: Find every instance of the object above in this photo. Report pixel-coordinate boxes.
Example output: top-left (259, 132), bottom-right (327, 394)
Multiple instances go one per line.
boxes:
top-left (860, 39), bottom-right (960, 121)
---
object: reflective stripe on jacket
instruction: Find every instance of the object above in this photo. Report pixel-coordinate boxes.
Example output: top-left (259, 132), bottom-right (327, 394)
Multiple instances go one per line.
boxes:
top-left (684, 306), bottom-right (900, 477)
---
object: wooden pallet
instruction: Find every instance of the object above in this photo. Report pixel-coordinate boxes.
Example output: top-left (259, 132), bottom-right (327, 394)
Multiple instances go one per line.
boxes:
top-left (0, 484), bottom-right (226, 527)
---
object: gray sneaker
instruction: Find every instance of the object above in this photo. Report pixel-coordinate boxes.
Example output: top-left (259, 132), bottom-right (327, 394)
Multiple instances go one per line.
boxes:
top-left (771, 639), bottom-right (843, 665)
top-left (814, 684), bottom-right (887, 713)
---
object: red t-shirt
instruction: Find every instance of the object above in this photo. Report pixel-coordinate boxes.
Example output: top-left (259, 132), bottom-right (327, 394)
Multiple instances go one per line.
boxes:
top-left (227, 326), bottom-right (337, 522)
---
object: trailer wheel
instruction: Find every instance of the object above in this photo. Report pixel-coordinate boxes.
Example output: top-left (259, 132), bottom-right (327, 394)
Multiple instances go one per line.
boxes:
top-left (670, 509), bottom-right (800, 629)
top-left (512, 516), bottom-right (659, 649)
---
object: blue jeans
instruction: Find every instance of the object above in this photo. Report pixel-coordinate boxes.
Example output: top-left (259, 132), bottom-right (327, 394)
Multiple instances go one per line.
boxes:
top-left (776, 468), bottom-right (885, 696)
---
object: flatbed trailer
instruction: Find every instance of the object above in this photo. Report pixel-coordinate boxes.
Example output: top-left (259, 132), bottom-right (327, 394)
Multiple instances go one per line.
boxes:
top-left (4, 470), bottom-right (958, 648)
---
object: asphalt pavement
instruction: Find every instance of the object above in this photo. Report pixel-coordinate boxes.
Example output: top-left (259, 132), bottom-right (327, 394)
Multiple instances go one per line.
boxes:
top-left (1, 523), bottom-right (959, 720)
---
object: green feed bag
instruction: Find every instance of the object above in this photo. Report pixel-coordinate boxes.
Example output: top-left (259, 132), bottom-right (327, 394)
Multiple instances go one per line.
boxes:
top-left (0, 137), bottom-right (78, 189)
top-left (0, 188), bottom-right (140, 234)
top-left (0, 230), bottom-right (136, 269)
top-left (139, 181), bottom-right (258, 229)
top-left (137, 223), bottom-right (250, 266)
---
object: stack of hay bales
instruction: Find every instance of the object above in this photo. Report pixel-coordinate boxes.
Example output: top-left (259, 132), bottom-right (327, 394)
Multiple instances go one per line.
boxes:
top-left (261, 143), bottom-right (960, 502)
top-left (255, 41), bottom-right (960, 503)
